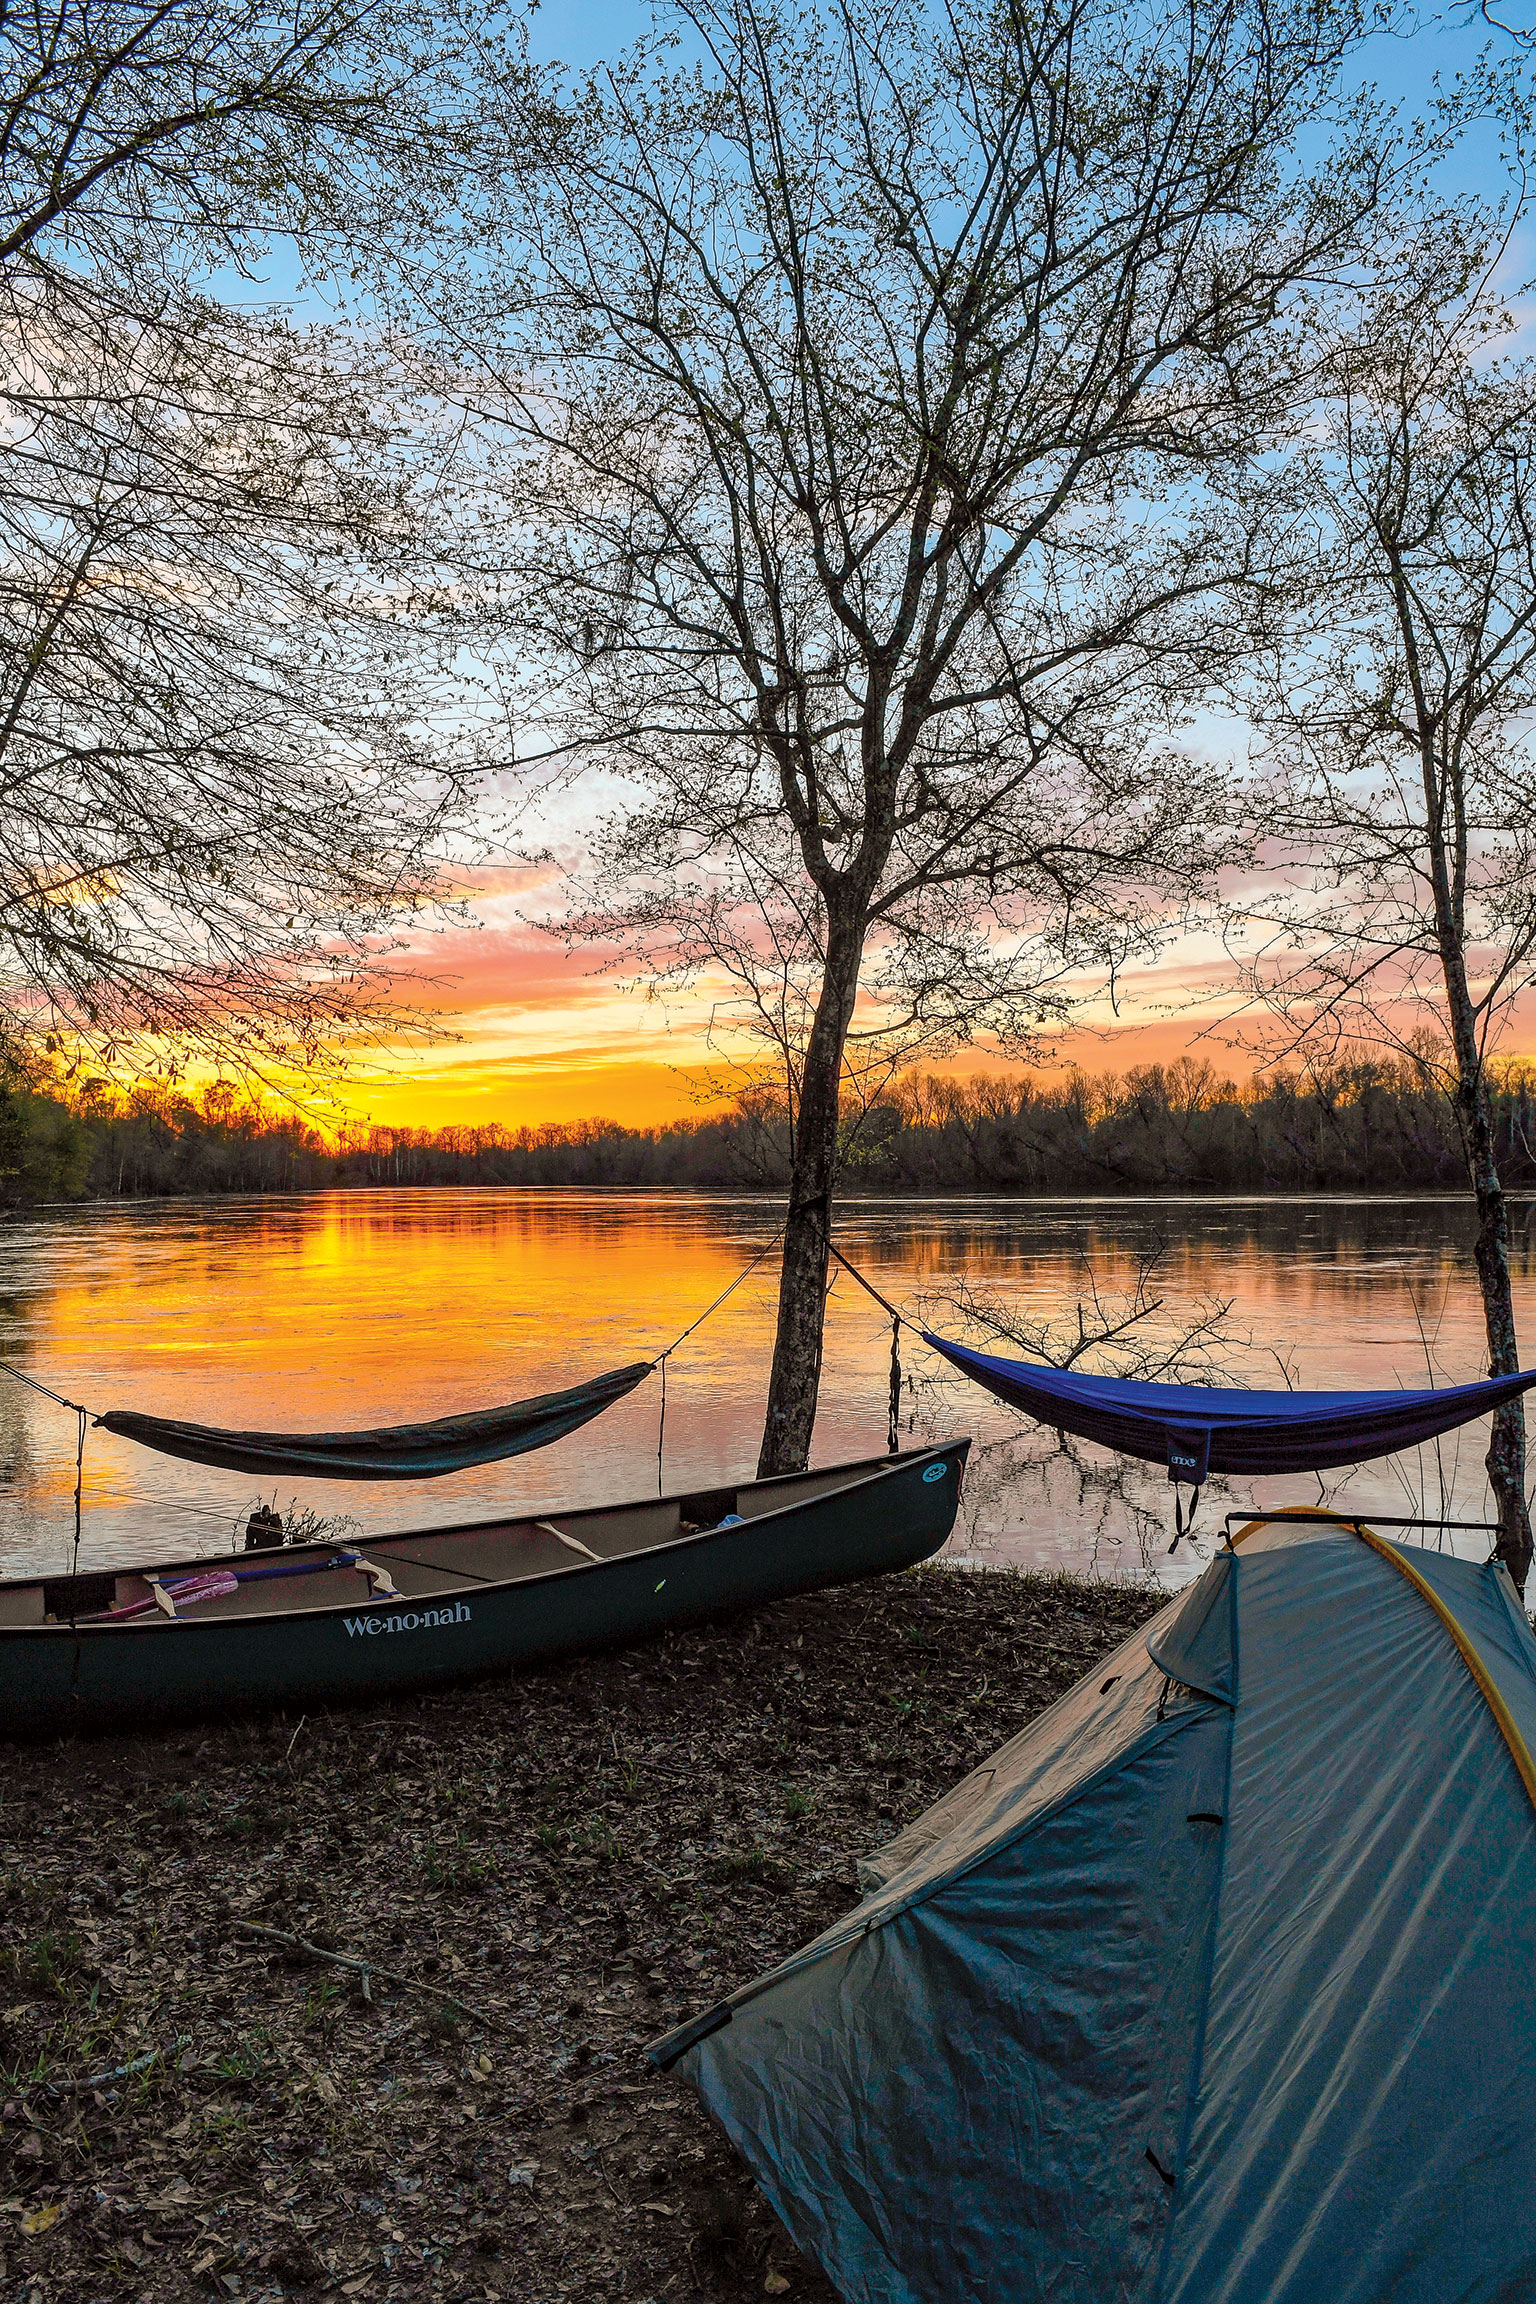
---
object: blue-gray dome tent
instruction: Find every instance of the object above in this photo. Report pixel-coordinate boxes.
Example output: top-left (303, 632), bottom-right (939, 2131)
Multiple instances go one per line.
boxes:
top-left (652, 1512), bottom-right (1536, 2303)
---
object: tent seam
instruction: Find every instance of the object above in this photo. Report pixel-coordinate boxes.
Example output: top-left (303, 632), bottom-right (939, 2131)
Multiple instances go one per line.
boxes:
top-left (1485, 1562), bottom-right (1536, 1710)
top-left (1148, 1545), bottom-right (1238, 2304)
top-left (1349, 1525), bottom-right (1536, 1822)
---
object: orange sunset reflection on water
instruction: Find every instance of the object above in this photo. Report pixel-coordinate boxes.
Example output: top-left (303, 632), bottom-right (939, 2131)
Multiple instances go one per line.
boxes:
top-left (2, 1190), bottom-right (1533, 1585)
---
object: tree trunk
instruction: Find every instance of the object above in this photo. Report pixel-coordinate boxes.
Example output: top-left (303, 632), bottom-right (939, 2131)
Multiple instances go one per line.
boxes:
top-left (1387, 552), bottom-right (1533, 1589)
top-left (1457, 1068), bottom-right (1533, 1591)
top-left (1435, 913), bottom-right (1531, 1587)
top-left (757, 915), bottom-right (863, 1476)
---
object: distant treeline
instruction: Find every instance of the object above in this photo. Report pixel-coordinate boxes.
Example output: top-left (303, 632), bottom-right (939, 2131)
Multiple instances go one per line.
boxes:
top-left (4, 1057), bottom-right (1535, 1206)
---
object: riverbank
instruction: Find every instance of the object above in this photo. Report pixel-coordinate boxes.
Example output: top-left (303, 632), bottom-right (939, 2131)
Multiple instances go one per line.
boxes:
top-left (0, 1565), bottom-right (1158, 2303)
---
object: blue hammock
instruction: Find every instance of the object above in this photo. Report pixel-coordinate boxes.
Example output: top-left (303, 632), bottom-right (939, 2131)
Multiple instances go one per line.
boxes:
top-left (924, 1334), bottom-right (1536, 1483)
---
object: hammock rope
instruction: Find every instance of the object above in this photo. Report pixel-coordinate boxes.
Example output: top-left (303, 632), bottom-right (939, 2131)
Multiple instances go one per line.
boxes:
top-left (651, 1228), bottom-right (785, 1488)
top-left (0, 1363), bottom-right (97, 1417)
top-left (653, 1228), bottom-right (786, 1363)
top-left (0, 1227), bottom-right (790, 1517)
top-left (821, 1238), bottom-right (1536, 1502)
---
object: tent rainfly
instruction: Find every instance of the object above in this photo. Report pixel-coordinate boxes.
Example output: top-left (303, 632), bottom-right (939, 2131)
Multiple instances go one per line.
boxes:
top-left (651, 1513), bottom-right (1536, 2304)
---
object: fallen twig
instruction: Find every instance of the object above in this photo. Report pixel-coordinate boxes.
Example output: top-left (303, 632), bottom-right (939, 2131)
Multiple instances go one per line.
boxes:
top-left (227, 1918), bottom-right (511, 2032)
top-left (594, 2145), bottom-right (628, 2211)
top-left (27, 2035), bottom-right (191, 2101)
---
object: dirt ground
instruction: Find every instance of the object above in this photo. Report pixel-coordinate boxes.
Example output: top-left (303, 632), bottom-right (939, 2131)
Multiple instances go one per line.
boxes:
top-left (0, 1563), bottom-right (1160, 2304)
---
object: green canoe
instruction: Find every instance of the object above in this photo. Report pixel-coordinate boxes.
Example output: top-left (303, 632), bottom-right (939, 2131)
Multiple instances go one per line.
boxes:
top-left (0, 1441), bottom-right (969, 1737)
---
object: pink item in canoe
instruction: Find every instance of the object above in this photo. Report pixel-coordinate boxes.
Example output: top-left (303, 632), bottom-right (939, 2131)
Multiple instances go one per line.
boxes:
top-left (105, 1569), bottom-right (241, 1619)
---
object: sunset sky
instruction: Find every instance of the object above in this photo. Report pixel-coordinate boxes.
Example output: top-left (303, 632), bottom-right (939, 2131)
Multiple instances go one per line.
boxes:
top-left (336, 877), bottom-right (1263, 1133)
top-left (335, 852), bottom-right (1536, 1135)
top-left (326, 3), bottom-right (1532, 1138)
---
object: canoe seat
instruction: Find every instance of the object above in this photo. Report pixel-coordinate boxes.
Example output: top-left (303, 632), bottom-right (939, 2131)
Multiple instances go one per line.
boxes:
top-left (337, 1550), bottom-right (403, 1600)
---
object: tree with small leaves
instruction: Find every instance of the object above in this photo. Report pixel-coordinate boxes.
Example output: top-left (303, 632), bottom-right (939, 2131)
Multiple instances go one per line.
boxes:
top-left (445, 0), bottom-right (1428, 1470)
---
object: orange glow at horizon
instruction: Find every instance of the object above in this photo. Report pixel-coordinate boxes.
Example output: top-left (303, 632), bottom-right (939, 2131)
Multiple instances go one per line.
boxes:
top-left (316, 1012), bottom-right (1301, 1134)
top-left (304, 901), bottom-right (1536, 1136)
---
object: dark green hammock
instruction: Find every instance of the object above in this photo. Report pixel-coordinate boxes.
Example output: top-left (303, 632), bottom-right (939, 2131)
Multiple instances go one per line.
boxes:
top-left (96, 1362), bottom-right (654, 1480)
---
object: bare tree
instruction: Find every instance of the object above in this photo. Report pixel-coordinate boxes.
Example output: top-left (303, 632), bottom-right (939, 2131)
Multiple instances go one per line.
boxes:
top-left (442, 0), bottom-right (1424, 1472)
top-left (1467, 1), bottom-right (1535, 54)
top-left (1234, 254), bottom-right (1536, 1585)
top-left (1, 299), bottom-right (485, 1077)
top-left (0, 1), bottom-right (503, 1079)
top-left (0, 0), bottom-right (485, 304)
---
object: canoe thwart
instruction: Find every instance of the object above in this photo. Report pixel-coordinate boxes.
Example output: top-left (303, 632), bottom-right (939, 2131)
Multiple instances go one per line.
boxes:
top-left (537, 1520), bottom-right (604, 1565)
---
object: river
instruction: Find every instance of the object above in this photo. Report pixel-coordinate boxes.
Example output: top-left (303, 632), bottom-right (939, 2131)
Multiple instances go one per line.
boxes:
top-left (2, 1189), bottom-right (1532, 1587)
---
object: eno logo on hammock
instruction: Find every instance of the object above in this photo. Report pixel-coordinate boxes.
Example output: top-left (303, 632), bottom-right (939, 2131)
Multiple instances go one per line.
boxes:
top-left (343, 1603), bottom-right (472, 1637)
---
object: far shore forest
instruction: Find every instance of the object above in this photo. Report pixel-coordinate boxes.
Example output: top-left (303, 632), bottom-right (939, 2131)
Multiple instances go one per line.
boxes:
top-left (6, 1059), bottom-right (1536, 1207)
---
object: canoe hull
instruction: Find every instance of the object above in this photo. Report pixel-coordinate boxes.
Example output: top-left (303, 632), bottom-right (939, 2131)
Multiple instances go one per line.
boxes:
top-left (0, 1443), bottom-right (968, 1737)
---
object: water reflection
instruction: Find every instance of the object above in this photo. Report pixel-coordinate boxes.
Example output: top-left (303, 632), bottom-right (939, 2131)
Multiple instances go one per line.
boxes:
top-left (0, 1190), bottom-right (1528, 1583)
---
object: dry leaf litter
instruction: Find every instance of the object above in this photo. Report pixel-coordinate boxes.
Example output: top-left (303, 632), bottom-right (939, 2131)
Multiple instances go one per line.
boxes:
top-left (0, 1563), bottom-right (1158, 2304)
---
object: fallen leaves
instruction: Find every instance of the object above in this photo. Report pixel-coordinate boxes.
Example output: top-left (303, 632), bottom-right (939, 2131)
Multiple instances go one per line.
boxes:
top-left (0, 1564), bottom-right (1153, 2303)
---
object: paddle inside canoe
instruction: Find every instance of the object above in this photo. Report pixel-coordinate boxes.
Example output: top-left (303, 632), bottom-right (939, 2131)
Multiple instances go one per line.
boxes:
top-left (0, 1442), bottom-right (969, 1736)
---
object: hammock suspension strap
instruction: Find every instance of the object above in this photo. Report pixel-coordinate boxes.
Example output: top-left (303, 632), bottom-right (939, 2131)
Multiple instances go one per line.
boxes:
top-left (826, 1242), bottom-right (910, 1329)
top-left (1169, 1483), bottom-right (1203, 1554)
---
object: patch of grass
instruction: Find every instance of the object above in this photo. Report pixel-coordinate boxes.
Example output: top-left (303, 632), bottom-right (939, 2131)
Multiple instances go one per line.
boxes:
top-left (419, 1834), bottom-right (501, 1892)
top-left (576, 1817), bottom-right (622, 1865)
top-left (303, 1978), bottom-right (343, 2026)
top-left (714, 1847), bottom-right (793, 1893)
top-left (201, 2102), bottom-right (261, 2167)
top-left (214, 2028), bottom-right (273, 2088)
top-left (2, 1930), bottom-right (87, 1997)
top-left (0, 2042), bottom-right (52, 2088)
